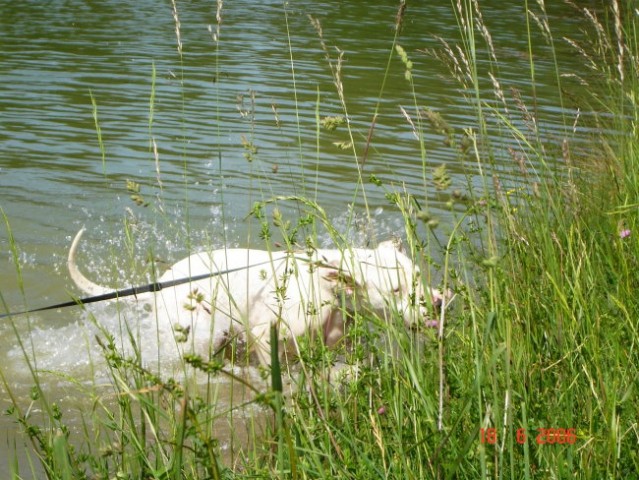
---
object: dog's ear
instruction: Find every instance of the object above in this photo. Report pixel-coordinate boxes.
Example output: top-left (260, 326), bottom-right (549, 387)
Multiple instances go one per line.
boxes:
top-left (321, 269), bottom-right (359, 296)
top-left (378, 238), bottom-right (404, 253)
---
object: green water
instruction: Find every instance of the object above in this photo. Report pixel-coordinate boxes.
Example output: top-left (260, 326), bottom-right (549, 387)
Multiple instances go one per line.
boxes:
top-left (0, 0), bottom-right (597, 473)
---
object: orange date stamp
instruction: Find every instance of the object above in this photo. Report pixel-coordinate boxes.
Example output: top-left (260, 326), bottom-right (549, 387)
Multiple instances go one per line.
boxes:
top-left (480, 428), bottom-right (577, 445)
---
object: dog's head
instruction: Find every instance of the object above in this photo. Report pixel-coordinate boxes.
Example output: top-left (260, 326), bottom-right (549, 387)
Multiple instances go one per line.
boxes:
top-left (322, 240), bottom-right (449, 329)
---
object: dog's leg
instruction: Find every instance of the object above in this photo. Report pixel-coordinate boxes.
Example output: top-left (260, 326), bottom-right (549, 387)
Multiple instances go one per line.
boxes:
top-left (323, 308), bottom-right (345, 348)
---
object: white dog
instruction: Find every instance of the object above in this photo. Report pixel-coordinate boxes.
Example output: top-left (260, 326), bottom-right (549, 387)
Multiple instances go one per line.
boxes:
top-left (68, 229), bottom-right (446, 366)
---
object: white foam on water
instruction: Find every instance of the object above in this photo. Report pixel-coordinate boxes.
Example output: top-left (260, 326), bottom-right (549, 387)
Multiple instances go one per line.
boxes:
top-left (2, 300), bottom-right (269, 403)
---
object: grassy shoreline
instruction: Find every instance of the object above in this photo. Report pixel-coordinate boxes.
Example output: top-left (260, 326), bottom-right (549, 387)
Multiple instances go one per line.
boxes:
top-left (2, 1), bottom-right (638, 478)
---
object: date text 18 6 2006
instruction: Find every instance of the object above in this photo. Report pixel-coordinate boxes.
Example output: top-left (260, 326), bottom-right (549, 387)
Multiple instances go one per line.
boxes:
top-left (480, 428), bottom-right (577, 445)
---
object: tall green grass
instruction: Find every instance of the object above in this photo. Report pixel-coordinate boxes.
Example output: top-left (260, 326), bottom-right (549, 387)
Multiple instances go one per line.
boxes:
top-left (2, 0), bottom-right (638, 478)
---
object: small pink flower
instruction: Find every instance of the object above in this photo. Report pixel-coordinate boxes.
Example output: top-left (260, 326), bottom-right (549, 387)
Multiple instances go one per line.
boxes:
top-left (425, 320), bottom-right (439, 329)
top-left (620, 229), bottom-right (631, 239)
top-left (377, 406), bottom-right (386, 415)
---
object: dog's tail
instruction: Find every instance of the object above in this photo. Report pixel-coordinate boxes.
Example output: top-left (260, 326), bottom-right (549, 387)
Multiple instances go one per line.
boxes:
top-left (68, 228), bottom-right (112, 297)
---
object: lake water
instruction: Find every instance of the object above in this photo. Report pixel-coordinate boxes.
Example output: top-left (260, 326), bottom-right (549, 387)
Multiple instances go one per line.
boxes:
top-left (0, 0), bottom-right (597, 473)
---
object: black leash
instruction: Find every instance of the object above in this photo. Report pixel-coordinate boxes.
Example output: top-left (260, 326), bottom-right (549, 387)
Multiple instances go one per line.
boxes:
top-left (0, 257), bottom-right (306, 320)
